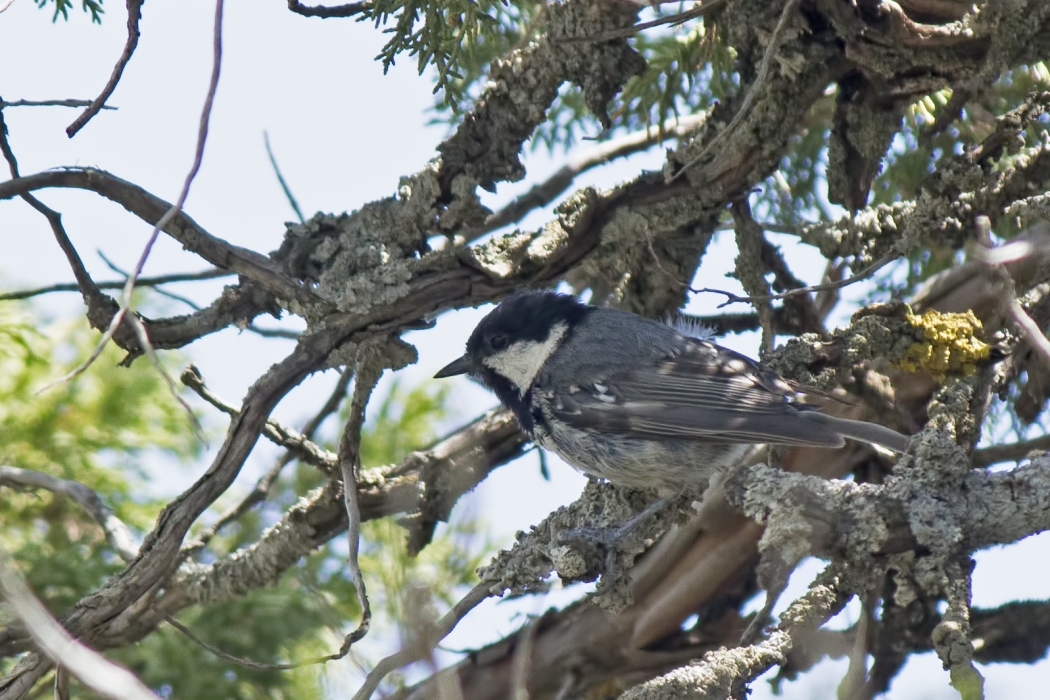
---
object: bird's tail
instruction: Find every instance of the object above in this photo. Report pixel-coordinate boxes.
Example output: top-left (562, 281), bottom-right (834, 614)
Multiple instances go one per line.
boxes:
top-left (804, 413), bottom-right (911, 453)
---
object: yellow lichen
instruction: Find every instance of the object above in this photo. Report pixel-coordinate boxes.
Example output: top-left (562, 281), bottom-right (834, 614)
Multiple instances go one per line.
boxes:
top-left (898, 310), bottom-right (990, 380)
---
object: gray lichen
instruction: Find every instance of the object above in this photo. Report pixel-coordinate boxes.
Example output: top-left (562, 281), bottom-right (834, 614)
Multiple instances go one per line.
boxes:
top-left (271, 166), bottom-right (443, 319)
top-left (477, 480), bottom-right (683, 612)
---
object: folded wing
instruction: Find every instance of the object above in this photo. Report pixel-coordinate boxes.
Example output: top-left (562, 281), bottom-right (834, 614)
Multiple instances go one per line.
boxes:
top-left (548, 338), bottom-right (847, 448)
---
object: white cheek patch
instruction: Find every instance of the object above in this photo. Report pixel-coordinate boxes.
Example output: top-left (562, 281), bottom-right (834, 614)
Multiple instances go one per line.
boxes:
top-left (482, 322), bottom-right (567, 392)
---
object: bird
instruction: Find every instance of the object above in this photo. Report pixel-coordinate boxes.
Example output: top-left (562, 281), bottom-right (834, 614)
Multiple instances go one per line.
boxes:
top-left (435, 290), bottom-right (910, 494)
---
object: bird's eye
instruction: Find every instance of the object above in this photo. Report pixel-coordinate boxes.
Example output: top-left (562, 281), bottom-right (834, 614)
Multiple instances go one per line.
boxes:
top-left (489, 334), bottom-right (508, 350)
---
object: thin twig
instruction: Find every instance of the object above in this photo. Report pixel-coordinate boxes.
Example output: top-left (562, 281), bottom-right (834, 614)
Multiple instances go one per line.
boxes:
top-left (0, 168), bottom-right (316, 307)
top-left (263, 131), bottom-right (305, 223)
top-left (554, 1), bottom-right (725, 44)
top-left (0, 99), bottom-right (117, 110)
top-left (43, 0), bottom-right (226, 404)
top-left (245, 325), bottom-right (301, 340)
top-left (0, 111), bottom-right (109, 307)
top-left (0, 111), bottom-right (204, 439)
top-left (694, 252), bottom-right (897, 308)
top-left (0, 269), bottom-right (232, 301)
top-left (162, 614), bottom-right (314, 670)
top-left (667, 0), bottom-right (801, 184)
top-left (287, 0), bottom-right (369, 18)
top-left (66, 0), bottom-right (143, 137)
top-left (0, 550), bottom-right (161, 700)
top-left (0, 466), bottom-right (138, 562)
top-left (467, 112), bottom-right (708, 240)
top-left (351, 582), bottom-right (492, 700)
top-left (510, 617), bottom-right (539, 700)
top-left (180, 365), bottom-right (337, 472)
top-left (336, 355), bottom-right (385, 656)
top-left (96, 250), bottom-right (209, 309)
top-left (161, 600), bottom-right (369, 671)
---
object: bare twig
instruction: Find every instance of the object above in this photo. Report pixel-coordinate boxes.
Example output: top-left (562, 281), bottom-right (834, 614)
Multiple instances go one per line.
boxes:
top-left (95, 250), bottom-right (210, 310)
top-left (667, 0), bottom-right (802, 184)
top-left (0, 168), bottom-right (316, 308)
top-left (0, 99), bottom-right (117, 110)
top-left (180, 365), bottom-right (338, 472)
top-left (467, 112), bottom-right (708, 240)
top-left (352, 582), bottom-right (492, 700)
top-left (335, 355), bottom-right (385, 655)
top-left (0, 269), bottom-right (232, 301)
top-left (287, 0), bottom-right (369, 18)
top-left (510, 617), bottom-right (539, 700)
top-left (66, 0), bottom-right (143, 137)
top-left (0, 551), bottom-right (161, 700)
top-left (162, 612), bottom-right (365, 671)
top-left (263, 131), bottom-right (305, 223)
top-left (0, 113), bottom-right (112, 319)
top-left (0, 466), bottom-right (138, 562)
top-left (731, 199), bottom-right (776, 354)
top-left (694, 252), bottom-right (898, 308)
top-left (0, 111), bottom-right (205, 441)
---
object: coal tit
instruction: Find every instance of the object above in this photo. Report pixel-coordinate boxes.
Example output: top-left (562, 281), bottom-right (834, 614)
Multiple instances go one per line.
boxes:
top-left (435, 290), bottom-right (909, 493)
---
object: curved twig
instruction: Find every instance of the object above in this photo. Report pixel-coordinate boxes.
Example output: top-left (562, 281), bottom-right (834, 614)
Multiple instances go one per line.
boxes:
top-left (351, 582), bottom-right (492, 700)
top-left (66, 0), bottom-right (143, 137)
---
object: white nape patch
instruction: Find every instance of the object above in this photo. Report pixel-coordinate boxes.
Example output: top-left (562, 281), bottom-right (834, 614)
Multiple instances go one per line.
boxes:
top-left (482, 322), bottom-right (568, 393)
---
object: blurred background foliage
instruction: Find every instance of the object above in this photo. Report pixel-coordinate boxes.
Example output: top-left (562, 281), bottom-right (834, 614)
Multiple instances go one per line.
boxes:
top-left (0, 298), bottom-right (489, 699)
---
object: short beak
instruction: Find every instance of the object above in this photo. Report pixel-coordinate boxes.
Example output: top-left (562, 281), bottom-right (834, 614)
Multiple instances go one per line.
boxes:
top-left (434, 355), bottom-right (471, 378)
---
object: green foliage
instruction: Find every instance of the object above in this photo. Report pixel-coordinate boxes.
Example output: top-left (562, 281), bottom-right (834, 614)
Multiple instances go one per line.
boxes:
top-left (0, 305), bottom-right (199, 610)
top-left (34, 0), bottom-right (103, 24)
top-left (368, 0), bottom-right (516, 102)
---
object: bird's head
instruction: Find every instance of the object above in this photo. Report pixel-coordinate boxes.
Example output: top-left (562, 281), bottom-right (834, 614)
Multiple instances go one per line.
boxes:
top-left (435, 290), bottom-right (590, 393)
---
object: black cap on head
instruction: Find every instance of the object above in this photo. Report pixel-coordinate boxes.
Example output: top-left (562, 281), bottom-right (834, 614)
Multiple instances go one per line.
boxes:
top-left (433, 290), bottom-right (590, 378)
top-left (466, 290), bottom-right (588, 355)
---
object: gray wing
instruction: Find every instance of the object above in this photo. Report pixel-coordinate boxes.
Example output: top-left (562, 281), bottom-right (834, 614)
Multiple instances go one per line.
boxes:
top-left (547, 338), bottom-right (847, 448)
